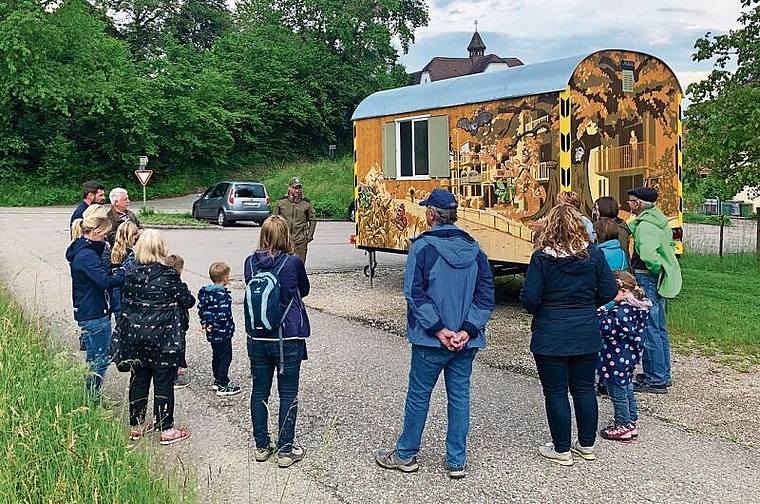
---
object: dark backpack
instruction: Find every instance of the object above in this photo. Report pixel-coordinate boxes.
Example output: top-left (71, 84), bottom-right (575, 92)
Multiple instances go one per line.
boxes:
top-left (245, 254), bottom-right (292, 334)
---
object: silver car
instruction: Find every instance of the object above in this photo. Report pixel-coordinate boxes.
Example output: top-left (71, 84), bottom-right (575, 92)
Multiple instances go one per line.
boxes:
top-left (192, 181), bottom-right (271, 226)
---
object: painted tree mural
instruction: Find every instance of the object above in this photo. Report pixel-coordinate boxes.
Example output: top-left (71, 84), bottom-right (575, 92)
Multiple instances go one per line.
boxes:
top-left (569, 52), bottom-right (681, 215)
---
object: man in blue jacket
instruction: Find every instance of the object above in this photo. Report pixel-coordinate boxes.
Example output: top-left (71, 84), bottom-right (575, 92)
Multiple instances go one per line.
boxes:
top-left (375, 189), bottom-right (495, 480)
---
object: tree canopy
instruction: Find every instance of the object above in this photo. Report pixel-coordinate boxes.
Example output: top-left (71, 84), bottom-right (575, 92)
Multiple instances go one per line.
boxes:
top-left (685, 0), bottom-right (760, 195)
top-left (0, 0), bottom-right (427, 195)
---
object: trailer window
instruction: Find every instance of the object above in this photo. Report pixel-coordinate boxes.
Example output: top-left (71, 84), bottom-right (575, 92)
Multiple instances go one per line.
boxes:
top-left (398, 118), bottom-right (429, 178)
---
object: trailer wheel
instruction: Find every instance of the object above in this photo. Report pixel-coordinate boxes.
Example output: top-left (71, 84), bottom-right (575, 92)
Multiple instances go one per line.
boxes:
top-left (363, 264), bottom-right (376, 277)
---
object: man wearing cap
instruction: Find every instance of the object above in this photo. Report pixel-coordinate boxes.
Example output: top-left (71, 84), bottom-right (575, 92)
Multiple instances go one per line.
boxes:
top-left (626, 187), bottom-right (682, 394)
top-left (274, 177), bottom-right (316, 263)
top-left (375, 188), bottom-right (495, 479)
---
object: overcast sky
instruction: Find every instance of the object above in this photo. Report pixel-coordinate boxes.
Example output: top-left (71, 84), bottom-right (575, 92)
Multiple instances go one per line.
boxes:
top-left (397, 0), bottom-right (744, 93)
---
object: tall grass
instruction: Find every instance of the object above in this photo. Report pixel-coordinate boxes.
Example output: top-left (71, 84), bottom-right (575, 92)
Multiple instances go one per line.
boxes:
top-left (0, 286), bottom-right (192, 503)
top-left (669, 253), bottom-right (760, 361)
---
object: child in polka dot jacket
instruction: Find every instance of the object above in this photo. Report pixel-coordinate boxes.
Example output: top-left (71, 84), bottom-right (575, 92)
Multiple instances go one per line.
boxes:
top-left (598, 270), bottom-right (652, 442)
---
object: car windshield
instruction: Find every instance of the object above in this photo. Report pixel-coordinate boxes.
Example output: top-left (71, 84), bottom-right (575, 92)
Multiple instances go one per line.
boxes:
top-left (236, 184), bottom-right (265, 198)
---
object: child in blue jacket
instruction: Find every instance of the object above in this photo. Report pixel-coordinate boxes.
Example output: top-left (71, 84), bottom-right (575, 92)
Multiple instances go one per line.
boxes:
top-left (198, 262), bottom-right (240, 396)
top-left (598, 270), bottom-right (651, 442)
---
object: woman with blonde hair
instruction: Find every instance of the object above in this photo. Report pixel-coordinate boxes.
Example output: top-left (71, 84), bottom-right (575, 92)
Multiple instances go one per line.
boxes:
top-left (243, 214), bottom-right (311, 468)
top-left (110, 221), bottom-right (139, 317)
top-left (117, 229), bottom-right (195, 444)
top-left (520, 204), bottom-right (617, 465)
top-left (66, 213), bottom-right (124, 393)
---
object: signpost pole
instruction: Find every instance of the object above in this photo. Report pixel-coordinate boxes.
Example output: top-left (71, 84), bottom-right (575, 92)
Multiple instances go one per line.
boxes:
top-left (138, 156), bottom-right (149, 210)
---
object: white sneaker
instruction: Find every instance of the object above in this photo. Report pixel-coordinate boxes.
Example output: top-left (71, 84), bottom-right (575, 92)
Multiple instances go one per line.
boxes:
top-left (538, 443), bottom-right (573, 466)
top-left (571, 440), bottom-right (596, 460)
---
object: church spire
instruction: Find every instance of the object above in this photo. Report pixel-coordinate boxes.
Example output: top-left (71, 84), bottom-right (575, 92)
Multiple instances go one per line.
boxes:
top-left (467, 20), bottom-right (486, 58)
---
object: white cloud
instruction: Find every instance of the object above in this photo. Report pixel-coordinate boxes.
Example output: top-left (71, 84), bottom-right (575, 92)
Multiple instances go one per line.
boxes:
top-left (400, 0), bottom-right (743, 75)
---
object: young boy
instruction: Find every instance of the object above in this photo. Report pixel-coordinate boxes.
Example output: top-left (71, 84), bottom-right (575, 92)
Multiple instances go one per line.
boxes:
top-left (165, 254), bottom-right (191, 389)
top-left (198, 262), bottom-right (241, 396)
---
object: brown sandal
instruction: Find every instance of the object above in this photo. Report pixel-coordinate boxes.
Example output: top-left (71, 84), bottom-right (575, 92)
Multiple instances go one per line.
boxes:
top-left (159, 427), bottom-right (190, 445)
top-left (129, 422), bottom-right (154, 441)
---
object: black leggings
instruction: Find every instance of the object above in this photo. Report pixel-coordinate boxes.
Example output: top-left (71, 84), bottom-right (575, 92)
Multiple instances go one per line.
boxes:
top-left (129, 365), bottom-right (176, 431)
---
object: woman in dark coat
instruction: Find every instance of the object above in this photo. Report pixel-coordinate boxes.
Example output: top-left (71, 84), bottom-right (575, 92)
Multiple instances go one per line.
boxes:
top-left (520, 204), bottom-right (617, 465)
top-left (116, 229), bottom-right (195, 444)
top-left (66, 214), bottom-right (124, 393)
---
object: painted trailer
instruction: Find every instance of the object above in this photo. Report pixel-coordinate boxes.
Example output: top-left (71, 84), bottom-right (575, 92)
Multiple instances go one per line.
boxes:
top-left (351, 49), bottom-right (683, 274)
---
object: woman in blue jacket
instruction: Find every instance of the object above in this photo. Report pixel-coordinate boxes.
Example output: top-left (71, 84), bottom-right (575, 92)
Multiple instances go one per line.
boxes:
top-left (520, 205), bottom-right (617, 466)
top-left (66, 214), bottom-right (124, 394)
top-left (243, 215), bottom-right (310, 468)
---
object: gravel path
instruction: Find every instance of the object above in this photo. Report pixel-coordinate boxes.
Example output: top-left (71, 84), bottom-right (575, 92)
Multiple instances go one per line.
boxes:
top-left (306, 267), bottom-right (760, 449)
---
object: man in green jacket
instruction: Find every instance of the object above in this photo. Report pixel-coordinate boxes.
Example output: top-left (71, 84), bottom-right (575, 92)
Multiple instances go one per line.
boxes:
top-left (626, 187), bottom-right (682, 394)
top-left (274, 177), bottom-right (316, 263)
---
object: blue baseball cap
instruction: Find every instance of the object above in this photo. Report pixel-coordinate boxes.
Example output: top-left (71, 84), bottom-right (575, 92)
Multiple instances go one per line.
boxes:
top-left (419, 188), bottom-right (457, 209)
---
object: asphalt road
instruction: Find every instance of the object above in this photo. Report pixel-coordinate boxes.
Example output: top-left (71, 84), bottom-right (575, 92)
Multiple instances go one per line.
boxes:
top-left (1, 203), bottom-right (758, 503)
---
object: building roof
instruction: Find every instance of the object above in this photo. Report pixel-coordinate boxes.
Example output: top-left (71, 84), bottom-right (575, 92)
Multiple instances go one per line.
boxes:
top-left (353, 53), bottom-right (588, 120)
top-left (414, 54), bottom-right (523, 84)
top-left (467, 31), bottom-right (486, 53)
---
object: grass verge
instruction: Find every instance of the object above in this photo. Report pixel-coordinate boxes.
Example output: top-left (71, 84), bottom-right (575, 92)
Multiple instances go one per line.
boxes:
top-left (669, 253), bottom-right (760, 365)
top-left (0, 285), bottom-right (193, 503)
top-left (139, 208), bottom-right (207, 227)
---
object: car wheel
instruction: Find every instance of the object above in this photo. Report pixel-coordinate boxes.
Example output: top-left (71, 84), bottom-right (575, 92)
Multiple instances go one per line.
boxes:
top-left (217, 210), bottom-right (229, 227)
top-left (348, 201), bottom-right (356, 222)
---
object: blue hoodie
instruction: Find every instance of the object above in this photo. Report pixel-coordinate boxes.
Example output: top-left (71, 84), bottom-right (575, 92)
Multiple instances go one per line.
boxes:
top-left (65, 237), bottom-right (124, 321)
top-left (597, 239), bottom-right (629, 272)
top-left (404, 224), bottom-right (495, 349)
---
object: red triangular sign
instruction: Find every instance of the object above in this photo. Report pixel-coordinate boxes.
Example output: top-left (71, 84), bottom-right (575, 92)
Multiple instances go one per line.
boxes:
top-left (135, 170), bottom-right (153, 186)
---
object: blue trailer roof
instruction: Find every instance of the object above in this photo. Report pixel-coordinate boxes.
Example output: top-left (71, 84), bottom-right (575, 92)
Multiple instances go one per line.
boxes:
top-left (352, 52), bottom-right (589, 121)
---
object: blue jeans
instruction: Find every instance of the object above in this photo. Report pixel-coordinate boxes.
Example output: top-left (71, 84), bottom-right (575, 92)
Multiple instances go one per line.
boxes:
top-left (396, 345), bottom-right (478, 469)
top-left (635, 272), bottom-right (671, 386)
top-left (78, 316), bottom-right (112, 392)
top-left (533, 352), bottom-right (598, 452)
top-left (605, 380), bottom-right (638, 426)
top-left (247, 338), bottom-right (305, 453)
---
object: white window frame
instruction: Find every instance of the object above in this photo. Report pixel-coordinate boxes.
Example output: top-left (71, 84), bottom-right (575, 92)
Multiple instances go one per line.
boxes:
top-left (395, 114), bottom-right (431, 180)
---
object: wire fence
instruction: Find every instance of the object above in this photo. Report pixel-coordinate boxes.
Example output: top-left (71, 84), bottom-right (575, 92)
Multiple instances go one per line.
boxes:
top-left (683, 218), bottom-right (759, 257)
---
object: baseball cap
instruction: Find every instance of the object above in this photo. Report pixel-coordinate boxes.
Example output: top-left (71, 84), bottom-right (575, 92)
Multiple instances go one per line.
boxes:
top-left (626, 186), bottom-right (658, 203)
top-left (289, 177), bottom-right (302, 188)
top-left (418, 188), bottom-right (457, 209)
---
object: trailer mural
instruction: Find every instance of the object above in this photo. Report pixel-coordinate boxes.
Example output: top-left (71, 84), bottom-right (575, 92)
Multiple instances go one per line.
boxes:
top-left (352, 50), bottom-right (682, 266)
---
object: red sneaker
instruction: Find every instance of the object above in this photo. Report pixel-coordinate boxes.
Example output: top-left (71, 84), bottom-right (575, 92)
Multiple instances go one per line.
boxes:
top-left (600, 424), bottom-right (633, 441)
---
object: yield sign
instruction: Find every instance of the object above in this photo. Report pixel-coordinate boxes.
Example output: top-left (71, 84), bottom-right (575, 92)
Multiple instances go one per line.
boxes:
top-left (135, 170), bottom-right (153, 186)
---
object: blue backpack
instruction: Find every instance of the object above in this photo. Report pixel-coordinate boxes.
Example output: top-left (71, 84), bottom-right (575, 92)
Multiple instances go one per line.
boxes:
top-left (245, 254), bottom-right (293, 334)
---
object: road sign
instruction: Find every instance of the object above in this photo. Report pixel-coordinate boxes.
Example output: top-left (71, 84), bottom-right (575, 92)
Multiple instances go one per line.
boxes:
top-left (135, 170), bottom-right (153, 186)
top-left (139, 156), bottom-right (149, 167)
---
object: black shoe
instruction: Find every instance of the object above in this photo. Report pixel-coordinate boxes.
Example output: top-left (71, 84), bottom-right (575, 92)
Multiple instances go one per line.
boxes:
top-left (636, 373), bottom-right (672, 387)
top-left (633, 382), bottom-right (668, 394)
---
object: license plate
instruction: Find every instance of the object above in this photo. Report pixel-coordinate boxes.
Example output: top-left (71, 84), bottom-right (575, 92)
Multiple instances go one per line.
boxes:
top-left (242, 202), bottom-right (260, 207)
